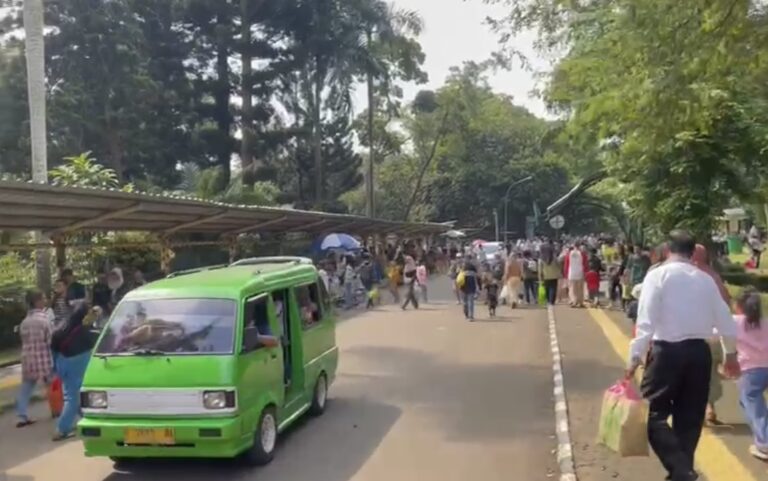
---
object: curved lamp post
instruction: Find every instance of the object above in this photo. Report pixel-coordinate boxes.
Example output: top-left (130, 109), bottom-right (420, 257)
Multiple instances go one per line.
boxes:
top-left (503, 176), bottom-right (534, 244)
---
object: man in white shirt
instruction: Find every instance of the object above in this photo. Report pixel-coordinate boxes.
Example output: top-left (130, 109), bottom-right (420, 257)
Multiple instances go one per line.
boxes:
top-left (627, 230), bottom-right (739, 481)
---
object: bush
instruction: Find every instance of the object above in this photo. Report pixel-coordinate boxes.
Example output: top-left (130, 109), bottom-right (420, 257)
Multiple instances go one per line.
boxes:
top-left (721, 271), bottom-right (768, 292)
top-left (0, 253), bottom-right (35, 350)
top-left (0, 297), bottom-right (26, 349)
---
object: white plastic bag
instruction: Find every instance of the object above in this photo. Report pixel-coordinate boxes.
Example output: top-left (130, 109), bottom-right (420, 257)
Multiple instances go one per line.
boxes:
top-left (500, 285), bottom-right (509, 303)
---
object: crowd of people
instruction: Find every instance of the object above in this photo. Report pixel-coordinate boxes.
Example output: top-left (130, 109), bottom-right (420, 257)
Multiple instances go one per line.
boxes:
top-left (316, 242), bottom-right (440, 312)
top-left (15, 265), bottom-right (145, 439)
top-left (441, 235), bottom-right (660, 320)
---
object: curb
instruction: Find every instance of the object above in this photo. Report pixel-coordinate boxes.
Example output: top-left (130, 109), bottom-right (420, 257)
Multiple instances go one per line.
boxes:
top-left (548, 305), bottom-right (578, 481)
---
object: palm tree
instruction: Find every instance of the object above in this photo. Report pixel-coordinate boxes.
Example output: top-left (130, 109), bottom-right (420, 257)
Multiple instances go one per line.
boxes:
top-left (23, 0), bottom-right (51, 290)
top-left (356, 1), bottom-right (424, 217)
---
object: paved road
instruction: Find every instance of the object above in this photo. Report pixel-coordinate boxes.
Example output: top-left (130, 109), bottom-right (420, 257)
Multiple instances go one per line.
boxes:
top-left (0, 280), bottom-right (559, 481)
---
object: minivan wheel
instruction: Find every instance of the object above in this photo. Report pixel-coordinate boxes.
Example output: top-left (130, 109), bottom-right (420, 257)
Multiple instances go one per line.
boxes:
top-left (243, 407), bottom-right (277, 466)
top-left (110, 457), bottom-right (138, 470)
top-left (309, 373), bottom-right (328, 416)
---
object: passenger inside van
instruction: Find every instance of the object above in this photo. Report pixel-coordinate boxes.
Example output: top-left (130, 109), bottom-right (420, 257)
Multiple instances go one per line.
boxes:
top-left (296, 287), bottom-right (319, 327)
top-left (247, 299), bottom-right (279, 348)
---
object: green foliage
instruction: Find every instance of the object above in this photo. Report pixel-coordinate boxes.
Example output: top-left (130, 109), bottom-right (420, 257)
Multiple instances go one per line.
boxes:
top-left (0, 253), bottom-right (35, 350)
top-left (0, 0), bottom-right (427, 211)
top-left (50, 152), bottom-right (119, 188)
top-left (488, 0), bottom-right (768, 238)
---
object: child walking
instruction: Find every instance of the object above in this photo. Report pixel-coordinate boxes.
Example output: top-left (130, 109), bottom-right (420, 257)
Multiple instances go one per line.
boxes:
top-left (735, 288), bottom-right (768, 461)
top-left (486, 280), bottom-right (499, 318)
top-left (585, 267), bottom-right (601, 307)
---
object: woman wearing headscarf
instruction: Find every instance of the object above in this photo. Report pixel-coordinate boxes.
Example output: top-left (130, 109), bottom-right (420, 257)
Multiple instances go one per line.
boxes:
top-left (692, 244), bottom-right (731, 425)
top-left (503, 253), bottom-right (523, 309)
top-left (51, 304), bottom-right (97, 440)
top-left (107, 267), bottom-right (130, 313)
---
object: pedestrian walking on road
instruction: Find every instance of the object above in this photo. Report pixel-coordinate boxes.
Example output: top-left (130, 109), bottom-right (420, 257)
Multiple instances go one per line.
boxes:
top-left (51, 304), bottom-right (96, 441)
top-left (691, 244), bottom-right (731, 426)
top-left (417, 259), bottom-right (429, 303)
top-left (734, 287), bottom-right (768, 461)
top-left (16, 289), bottom-right (54, 428)
top-left (522, 251), bottom-right (538, 305)
top-left (627, 230), bottom-right (740, 481)
top-left (538, 244), bottom-right (560, 306)
top-left (460, 262), bottom-right (479, 321)
top-left (564, 244), bottom-right (588, 307)
top-left (503, 253), bottom-right (522, 309)
top-left (401, 256), bottom-right (419, 310)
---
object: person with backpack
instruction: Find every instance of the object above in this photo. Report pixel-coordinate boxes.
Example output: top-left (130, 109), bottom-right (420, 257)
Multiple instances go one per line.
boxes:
top-left (51, 304), bottom-right (97, 441)
top-left (459, 261), bottom-right (480, 321)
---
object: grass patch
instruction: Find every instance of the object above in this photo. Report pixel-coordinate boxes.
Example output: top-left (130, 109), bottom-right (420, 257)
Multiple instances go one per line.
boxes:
top-left (0, 346), bottom-right (20, 366)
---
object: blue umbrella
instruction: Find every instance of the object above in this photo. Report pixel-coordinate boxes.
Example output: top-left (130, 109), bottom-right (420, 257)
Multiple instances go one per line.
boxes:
top-left (319, 233), bottom-right (361, 251)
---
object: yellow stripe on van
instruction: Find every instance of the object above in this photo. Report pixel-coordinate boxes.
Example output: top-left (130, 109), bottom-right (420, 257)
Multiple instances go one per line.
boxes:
top-left (586, 308), bottom-right (758, 481)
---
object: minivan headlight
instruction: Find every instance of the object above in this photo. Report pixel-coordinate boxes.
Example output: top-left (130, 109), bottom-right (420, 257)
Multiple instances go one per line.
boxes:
top-left (203, 390), bottom-right (235, 410)
top-left (82, 391), bottom-right (108, 409)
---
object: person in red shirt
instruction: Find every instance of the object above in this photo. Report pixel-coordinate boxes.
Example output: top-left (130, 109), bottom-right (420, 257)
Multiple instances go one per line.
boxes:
top-left (585, 268), bottom-right (601, 306)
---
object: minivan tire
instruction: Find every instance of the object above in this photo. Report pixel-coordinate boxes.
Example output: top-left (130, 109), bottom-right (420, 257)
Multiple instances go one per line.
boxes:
top-left (243, 406), bottom-right (277, 466)
top-left (110, 457), bottom-right (138, 470)
top-left (309, 372), bottom-right (328, 416)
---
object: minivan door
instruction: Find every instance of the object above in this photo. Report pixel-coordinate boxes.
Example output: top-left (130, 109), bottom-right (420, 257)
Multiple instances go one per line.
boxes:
top-left (239, 294), bottom-right (284, 424)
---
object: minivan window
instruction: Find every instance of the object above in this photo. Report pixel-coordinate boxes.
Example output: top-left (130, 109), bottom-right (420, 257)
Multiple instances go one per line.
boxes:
top-left (295, 284), bottom-right (321, 328)
top-left (95, 298), bottom-right (237, 355)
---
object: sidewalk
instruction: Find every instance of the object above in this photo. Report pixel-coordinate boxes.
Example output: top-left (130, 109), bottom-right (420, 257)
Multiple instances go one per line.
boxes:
top-left (554, 305), bottom-right (766, 481)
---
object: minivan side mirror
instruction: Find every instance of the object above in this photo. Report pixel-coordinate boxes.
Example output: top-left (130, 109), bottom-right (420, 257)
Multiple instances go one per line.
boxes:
top-left (242, 327), bottom-right (262, 352)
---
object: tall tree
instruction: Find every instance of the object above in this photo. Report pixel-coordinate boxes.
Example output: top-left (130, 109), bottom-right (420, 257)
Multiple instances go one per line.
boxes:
top-left (22, 0), bottom-right (51, 290)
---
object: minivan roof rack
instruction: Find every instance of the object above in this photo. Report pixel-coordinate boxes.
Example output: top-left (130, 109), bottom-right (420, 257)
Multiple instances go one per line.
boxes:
top-left (166, 264), bottom-right (229, 278)
top-left (230, 256), bottom-right (314, 267)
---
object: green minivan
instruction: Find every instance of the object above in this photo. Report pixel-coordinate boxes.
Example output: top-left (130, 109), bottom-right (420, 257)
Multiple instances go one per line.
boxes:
top-left (78, 257), bottom-right (338, 465)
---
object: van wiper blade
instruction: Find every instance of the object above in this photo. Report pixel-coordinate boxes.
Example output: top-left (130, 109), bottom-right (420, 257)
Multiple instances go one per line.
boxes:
top-left (128, 348), bottom-right (167, 356)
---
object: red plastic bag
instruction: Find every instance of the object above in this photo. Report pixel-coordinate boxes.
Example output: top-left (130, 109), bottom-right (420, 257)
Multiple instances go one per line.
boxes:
top-left (48, 376), bottom-right (63, 418)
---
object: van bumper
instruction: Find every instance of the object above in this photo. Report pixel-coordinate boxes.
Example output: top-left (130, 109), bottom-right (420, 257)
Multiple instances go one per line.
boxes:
top-left (78, 415), bottom-right (251, 459)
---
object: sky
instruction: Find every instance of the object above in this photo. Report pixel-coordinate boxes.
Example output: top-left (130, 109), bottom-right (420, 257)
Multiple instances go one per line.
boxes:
top-left (353, 0), bottom-right (551, 119)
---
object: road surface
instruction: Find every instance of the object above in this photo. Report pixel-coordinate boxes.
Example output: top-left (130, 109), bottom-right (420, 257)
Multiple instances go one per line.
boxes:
top-left (1, 279), bottom-right (766, 481)
top-left (0, 280), bottom-right (559, 481)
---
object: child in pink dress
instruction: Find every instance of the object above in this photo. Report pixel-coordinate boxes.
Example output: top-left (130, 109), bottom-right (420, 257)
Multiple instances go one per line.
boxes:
top-left (735, 288), bottom-right (768, 461)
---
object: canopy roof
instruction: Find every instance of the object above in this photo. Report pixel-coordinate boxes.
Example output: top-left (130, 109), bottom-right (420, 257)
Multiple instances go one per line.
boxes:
top-left (0, 181), bottom-right (449, 238)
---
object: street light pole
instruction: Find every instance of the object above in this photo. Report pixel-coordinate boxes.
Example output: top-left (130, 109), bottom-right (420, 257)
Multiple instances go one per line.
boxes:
top-left (503, 176), bottom-right (534, 244)
top-left (494, 208), bottom-right (499, 241)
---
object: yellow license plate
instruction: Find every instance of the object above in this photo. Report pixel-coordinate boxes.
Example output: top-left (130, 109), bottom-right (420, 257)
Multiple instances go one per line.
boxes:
top-left (124, 428), bottom-right (175, 445)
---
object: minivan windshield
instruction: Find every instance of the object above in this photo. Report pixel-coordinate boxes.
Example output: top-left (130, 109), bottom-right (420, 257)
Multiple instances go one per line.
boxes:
top-left (95, 298), bottom-right (237, 355)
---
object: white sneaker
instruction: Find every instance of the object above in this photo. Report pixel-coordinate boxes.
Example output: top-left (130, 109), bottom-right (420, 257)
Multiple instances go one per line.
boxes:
top-left (749, 444), bottom-right (768, 461)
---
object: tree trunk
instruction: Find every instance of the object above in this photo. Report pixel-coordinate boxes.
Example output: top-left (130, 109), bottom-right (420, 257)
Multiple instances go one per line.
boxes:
top-left (312, 61), bottom-right (323, 206)
top-left (240, 0), bottom-right (254, 187)
top-left (24, 0), bottom-right (51, 292)
top-left (402, 109), bottom-right (450, 222)
top-left (214, 9), bottom-right (232, 190)
top-left (365, 29), bottom-right (375, 218)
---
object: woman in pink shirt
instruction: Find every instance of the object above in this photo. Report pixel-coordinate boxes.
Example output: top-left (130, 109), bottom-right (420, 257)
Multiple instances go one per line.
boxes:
top-left (735, 288), bottom-right (768, 460)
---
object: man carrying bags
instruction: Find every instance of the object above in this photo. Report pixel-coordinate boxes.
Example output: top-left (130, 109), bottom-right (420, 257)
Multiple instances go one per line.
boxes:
top-left (626, 230), bottom-right (740, 481)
